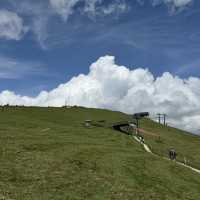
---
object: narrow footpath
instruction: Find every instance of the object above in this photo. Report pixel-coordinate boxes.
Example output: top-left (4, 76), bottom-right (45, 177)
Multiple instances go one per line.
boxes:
top-left (133, 135), bottom-right (200, 174)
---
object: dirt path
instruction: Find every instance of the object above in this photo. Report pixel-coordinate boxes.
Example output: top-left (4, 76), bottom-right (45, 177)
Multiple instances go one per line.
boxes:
top-left (41, 128), bottom-right (51, 132)
top-left (112, 123), bottom-right (200, 175)
top-left (133, 135), bottom-right (200, 174)
top-left (163, 157), bottom-right (200, 174)
top-left (133, 136), bottom-right (152, 153)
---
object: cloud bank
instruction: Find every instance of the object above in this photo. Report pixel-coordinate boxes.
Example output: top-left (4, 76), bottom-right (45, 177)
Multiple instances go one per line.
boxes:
top-left (0, 55), bottom-right (200, 134)
top-left (0, 9), bottom-right (28, 40)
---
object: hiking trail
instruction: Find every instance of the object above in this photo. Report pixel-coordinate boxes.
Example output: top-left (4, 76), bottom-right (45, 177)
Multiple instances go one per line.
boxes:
top-left (133, 135), bottom-right (200, 174)
top-left (112, 122), bottom-right (200, 175)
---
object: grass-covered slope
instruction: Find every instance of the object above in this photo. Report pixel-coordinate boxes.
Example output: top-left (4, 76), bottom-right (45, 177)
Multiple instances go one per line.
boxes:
top-left (0, 106), bottom-right (200, 200)
top-left (140, 118), bottom-right (200, 169)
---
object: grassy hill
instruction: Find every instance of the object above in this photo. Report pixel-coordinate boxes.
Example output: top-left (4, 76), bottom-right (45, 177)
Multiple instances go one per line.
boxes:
top-left (0, 106), bottom-right (200, 200)
top-left (139, 118), bottom-right (200, 169)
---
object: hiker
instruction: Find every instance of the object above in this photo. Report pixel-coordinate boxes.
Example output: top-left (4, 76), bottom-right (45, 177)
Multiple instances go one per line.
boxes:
top-left (184, 157), bottom-right (187, 165)
top-left (139, 135), bottom-right (145, 144)
top-left (169, 149), bottom-right (173, 160)
top-left (169, 149), bottom-right (177, 160)
top-left (173, 150), bottom-right (177, 160)
top-left (141, 136), bottom-right (145, 144)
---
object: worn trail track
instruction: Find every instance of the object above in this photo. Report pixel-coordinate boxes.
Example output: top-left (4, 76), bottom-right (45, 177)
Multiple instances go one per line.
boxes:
top-left (133, 136), bottom-right (200, 174)
top-left (113, 122), bottom-right (200, 175)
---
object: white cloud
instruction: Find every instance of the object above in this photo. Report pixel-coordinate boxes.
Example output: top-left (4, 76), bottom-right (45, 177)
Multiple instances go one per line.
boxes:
top-left (98, 1), bottom-right (129, 16)
top-left (31, 16), bottom-right (49, 50)
top-left (0, 9), bottom-right (28, 40)
top-left (49, 0), bottom-right (128, 21)
top-left (84, 0), bottom-right (102, 15)
top-left (164, 0), bottom-right (193, 7)
top-left (151, 0), bottom-right (193, 12)
top-left (12, 1), bottom-right (52, 49)
top-left (49, 0), bottom-right (81, 21)
top-left (0, 55), bottom-right (200, 134)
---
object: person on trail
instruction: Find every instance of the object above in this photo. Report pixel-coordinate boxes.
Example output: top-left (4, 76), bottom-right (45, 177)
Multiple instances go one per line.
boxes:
top-left (141, 136), bottom-right (145, 144)
top-left (169, 150), bottom-right (172, 160)
top-left (173, 150), bottom-right (177, 160)
top-left (138, 135), bottom-right (145, 144)
top-left (169, 149), bottom-right (177, 160)
top-left (184, 157), bottom-right (187, 165)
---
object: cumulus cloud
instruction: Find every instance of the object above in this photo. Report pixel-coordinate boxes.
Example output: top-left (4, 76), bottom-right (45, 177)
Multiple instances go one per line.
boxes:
top-left (0, 9), bottom-right (28, 40)
top-left (49, 0), bottom-right (128, 21)
top-left (0, 55), bottom-right (200, 134)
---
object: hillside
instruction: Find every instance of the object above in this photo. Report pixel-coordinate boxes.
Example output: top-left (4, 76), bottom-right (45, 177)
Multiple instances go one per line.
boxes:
top-left (0, 106), bottom-right (200, 200)
top-left (139, 118), bottom-right (200, 169)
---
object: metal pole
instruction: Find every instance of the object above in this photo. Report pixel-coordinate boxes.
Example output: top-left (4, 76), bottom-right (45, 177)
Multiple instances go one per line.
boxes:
top-left (163, 114), bottom-right (166, 126)
top-left (157, 113), bottom-right (161, 124)
top-left (163, 114), bottom-right (167, 126)
top-left (136, 118), bottom-right (139, 129)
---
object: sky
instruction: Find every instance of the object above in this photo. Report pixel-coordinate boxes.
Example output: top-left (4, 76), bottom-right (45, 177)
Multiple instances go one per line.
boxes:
top-left (1, 0), bottom-right (200, 134)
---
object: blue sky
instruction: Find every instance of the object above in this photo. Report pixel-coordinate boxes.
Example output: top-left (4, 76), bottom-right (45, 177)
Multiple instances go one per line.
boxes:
top-left (2, 0), bottom-right (200, 133)
top-left (1, 0), bottom-right (200, 96)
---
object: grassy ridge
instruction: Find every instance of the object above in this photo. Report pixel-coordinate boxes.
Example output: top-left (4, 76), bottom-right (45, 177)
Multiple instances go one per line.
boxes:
top-left (0, 107), bottom-right (200, 200)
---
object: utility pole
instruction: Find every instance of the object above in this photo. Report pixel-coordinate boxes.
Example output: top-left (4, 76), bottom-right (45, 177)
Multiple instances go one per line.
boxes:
top-left (136, 117), bottom-right (139, 129)
top-left (157, 113), bottom-right (167, 126)
top-left (163, 114), bottom-right (167, 126)
top-left (157, 113), bottom-right (161, 124)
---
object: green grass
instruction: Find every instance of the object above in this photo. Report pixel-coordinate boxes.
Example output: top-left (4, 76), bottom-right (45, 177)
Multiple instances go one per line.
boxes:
top-left (0, 106), bottom-right (200, 200)
top-left (139, 118), bottom-right (200, 169)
